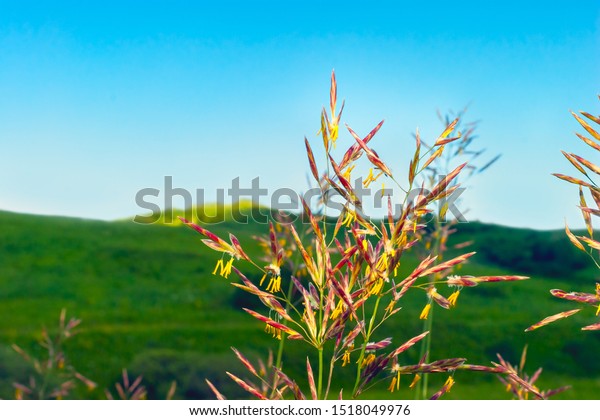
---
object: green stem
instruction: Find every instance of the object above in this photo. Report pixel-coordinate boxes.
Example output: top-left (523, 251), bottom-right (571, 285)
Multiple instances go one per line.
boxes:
top-left (316, 276), bottom-right (326, 399)
top-left (416, 304), bottom-right (434, 399)
top-left (276, 279), bottom-right (295, 366)
top-left (270, 276), bottom-right (296, 398)
top-left (317, 347), bottom-right (324, 399)
top-left (324, 349), bottom-right (336, 400)
top-left (415, 217), bottom-right (442, 399)
top-left (352, 296), bottom-right (381, 397)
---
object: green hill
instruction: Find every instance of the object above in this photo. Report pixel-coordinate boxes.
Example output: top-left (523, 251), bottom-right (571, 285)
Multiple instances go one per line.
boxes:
top-left (0, 209), bottom-right (599, 399)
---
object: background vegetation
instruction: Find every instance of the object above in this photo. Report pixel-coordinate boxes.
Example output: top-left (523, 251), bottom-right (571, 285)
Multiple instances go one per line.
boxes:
top-left (1, 208), bottom-right (599, 399)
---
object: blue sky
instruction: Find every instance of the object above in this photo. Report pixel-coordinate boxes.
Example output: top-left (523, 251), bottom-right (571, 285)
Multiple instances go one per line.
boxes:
top-left (0, 1), bottom-right (599, 229)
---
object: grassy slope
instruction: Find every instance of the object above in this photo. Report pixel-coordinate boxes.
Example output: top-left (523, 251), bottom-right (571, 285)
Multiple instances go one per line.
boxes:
top-left (0, 209), bottom-right (599, 399)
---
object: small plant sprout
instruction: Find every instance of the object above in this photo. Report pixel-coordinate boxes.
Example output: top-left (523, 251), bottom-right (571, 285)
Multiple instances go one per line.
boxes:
top-left (12, 309), bottom-right (96, 400)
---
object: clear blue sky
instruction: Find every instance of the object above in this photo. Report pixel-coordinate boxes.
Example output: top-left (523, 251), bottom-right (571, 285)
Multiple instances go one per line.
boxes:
top-left (1, 1), bottom-right (599, 229)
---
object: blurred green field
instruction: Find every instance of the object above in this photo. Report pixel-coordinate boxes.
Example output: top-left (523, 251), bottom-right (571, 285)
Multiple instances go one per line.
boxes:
top-left (0, 209), bottom-right (599, 399)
